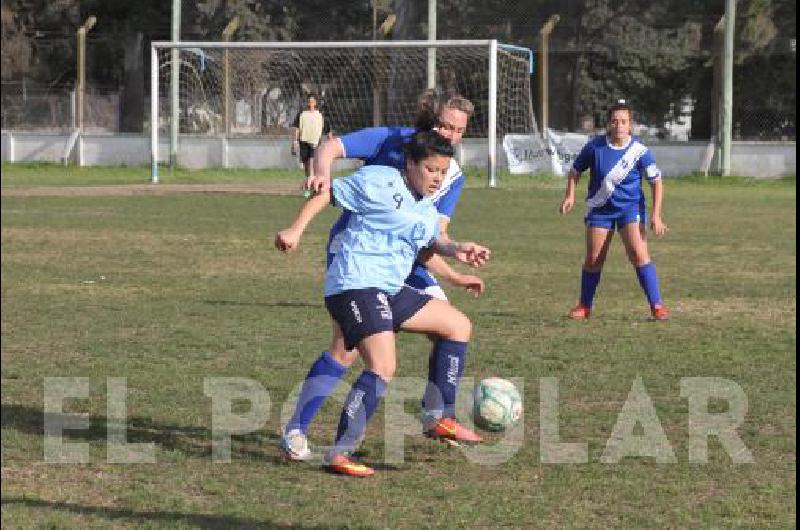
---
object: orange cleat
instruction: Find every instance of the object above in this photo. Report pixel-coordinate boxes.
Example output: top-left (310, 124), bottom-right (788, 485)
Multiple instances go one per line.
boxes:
top-left (326, 454), bottom-right (375, 477)
top-left (424, 417), bottom-right (483, 445)
top-left (651, 304), bottom-right (670, 321)
top-left (568, 303), bottom-right (592, 320)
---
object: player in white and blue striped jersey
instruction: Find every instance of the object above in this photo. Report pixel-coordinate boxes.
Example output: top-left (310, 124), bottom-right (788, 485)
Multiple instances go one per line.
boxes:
top-left (560, 100), bottom-right (670, 321)
top-left (280, 91), bottom-right (486, 461)
top-left (275, 131), bottom-right (490, 476)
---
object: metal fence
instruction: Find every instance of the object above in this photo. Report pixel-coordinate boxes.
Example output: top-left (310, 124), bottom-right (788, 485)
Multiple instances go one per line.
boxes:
top-left (1, 81), bottom-right (121, 133)
top-left (1, 3), bottom-right (795, 141)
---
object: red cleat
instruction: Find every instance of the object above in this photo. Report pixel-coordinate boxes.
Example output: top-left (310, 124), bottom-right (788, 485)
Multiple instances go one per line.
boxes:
top-left (568, 303), bottom-right (592, 320)
top-left (424, 417), bottom-right (483, 445)
top-left (651, 304), bottom-right (670, 321)
top-left (326, 454), bottom-right (375, 477)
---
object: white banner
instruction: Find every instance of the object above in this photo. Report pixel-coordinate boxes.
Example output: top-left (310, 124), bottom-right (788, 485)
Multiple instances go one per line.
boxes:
top-left (502, 129), bottom-right (591, 177)
top-left (544, 128), bottom-right (590, 177)
top-left (502, 133), bottom-right (556, 175)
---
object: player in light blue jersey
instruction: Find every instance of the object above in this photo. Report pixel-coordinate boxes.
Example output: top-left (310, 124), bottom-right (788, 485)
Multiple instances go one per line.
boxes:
top-left (559, 100), bottom-right (670, 321)
top-left (280, 91), bottom-right (486, 461)
top-left (275, 131), bottom-right (491, 476)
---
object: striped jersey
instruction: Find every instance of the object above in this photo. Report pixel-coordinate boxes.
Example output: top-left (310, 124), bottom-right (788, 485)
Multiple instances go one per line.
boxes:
top-left (573, 135), bottom-right (661, 210)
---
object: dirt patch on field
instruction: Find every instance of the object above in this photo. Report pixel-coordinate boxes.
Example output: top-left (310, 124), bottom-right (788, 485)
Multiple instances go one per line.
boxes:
top-left (1, 182), bottom-right (305, 197)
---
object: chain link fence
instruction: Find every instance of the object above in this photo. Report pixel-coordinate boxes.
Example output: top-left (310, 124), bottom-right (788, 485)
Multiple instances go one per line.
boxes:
top-left (1, 81), bottom-right (72, 131)
top-left (1, 1), bottom-right (795, 141)
top-left (1, 81), bottom-right (122, 133)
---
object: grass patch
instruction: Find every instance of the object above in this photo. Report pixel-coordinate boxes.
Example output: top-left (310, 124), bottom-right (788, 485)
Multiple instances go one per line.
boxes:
top-left (1, 162), bottom-right (303, 187)
top-left (1, 177), bottom-right (795, 528)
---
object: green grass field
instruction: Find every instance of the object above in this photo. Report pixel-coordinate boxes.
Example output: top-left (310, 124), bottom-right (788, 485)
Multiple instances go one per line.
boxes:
top-left (1, 165), bottom-right (796, 528)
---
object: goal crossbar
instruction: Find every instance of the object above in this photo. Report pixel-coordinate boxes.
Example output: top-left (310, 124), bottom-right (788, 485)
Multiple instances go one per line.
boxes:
top-left (151, 39), bottom-right (533, 186)
top-left (151, 40), bottom-right (498, 49)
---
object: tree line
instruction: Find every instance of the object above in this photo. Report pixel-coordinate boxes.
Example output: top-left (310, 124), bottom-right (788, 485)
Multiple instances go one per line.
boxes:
top-left (1, 0), bottom-right (795, 138)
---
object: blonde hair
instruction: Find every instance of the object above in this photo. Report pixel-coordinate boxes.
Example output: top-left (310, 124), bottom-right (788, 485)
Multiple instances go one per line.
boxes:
top-left (415, 89), bottom-right (474, 130)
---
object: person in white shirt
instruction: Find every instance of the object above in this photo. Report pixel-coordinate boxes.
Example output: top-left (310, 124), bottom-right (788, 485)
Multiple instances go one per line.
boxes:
top-left (291, 93), bottom-right (331, 180)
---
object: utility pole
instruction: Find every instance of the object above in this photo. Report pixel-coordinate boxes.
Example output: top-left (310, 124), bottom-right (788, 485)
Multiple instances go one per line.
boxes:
top-left (222, 17), bottom-right (239, 135)
top-left (427, 0), bottom-right (437, 89)
top-left (77, 16), bottom-right (97, 132)
top-left (712, 16), bottom-right (724, 174)
top-left (372, 2), bottom-right (395, 126)
top-left (721, 0), bottom-right (736, 176)
top-left (170, 0), bottom-right (180, 168)
top-left (537, 15), bottom-right (559, 134)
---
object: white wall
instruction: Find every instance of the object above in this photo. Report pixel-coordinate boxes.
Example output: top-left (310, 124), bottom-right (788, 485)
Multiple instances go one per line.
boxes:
top-left (1, 131), bottom-right (795, 179)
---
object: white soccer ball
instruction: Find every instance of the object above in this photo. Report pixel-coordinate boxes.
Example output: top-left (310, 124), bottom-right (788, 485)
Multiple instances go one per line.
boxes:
top-left (473, 377), bottom-right (523, 432)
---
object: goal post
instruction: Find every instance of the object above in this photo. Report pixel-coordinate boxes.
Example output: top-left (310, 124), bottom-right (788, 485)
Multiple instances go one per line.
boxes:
top-left (150, 40), bottom-right (537, 186)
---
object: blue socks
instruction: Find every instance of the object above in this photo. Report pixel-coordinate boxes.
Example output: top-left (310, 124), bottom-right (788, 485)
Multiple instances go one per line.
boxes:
top-left (636, 262), bottom-right (663, 306)
top-left (578, 263), bottom-right (662, 310)
top-left (580, 269), bottom-right (602, 308)
top-left (290, 339), bottom-right (472, 453)
top-left (285, 351), bottom-right (347, 434)
top-left (333, 370), bottom-right (387, 455)
top-left (422, 339), bottom-right (468, 419)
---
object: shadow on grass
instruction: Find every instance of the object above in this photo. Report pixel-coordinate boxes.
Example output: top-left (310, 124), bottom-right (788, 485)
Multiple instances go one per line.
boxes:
top-left (1, 404), bottom-right (286, 463)
top-left (203, 300), bottom-right (524, 320)
top-left (1, 496), bottom-right (323, 529)
top-left (203, 299), bottom-right (322, 309)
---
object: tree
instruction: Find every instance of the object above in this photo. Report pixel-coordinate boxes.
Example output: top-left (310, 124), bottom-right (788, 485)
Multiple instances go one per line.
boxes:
top-left (564, 0), bottom-right (699, 132)
top-left (186, 1), bottom-right (299, 41)
top-left (77, 1), bottom-right (170, 132)
top-left (1, 0), bottom-right (81, 85)
top-left (1, 4), bottom-right (34, 81)
top-left (732, 0), bottom-right (796, 138)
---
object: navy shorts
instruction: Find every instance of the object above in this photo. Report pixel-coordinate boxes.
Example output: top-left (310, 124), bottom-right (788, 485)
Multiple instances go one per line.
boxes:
top-left (585, 202), bottom-right (647, 231)
top-left (298, 141), bottom-right (315, 162)
top-left (324, 287), bottom-right (433, 350)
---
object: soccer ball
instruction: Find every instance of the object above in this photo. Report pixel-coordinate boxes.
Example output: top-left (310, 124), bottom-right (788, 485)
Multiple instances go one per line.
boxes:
top-left (473, 377), bottom-right (522, 432)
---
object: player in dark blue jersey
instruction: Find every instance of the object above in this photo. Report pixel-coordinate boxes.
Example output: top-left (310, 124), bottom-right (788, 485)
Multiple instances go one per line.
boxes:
top-left (281, 91), bottom-right (486, 461)
top-left (559, 100), bottom-right (670, 321)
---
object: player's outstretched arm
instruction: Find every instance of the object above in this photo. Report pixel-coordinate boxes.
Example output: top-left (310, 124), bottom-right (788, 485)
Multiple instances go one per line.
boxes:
top-left (649, 178), bottom-right (668, 236)
top-left (418, 252), bottom-right (485, 296)
top-left (274, 189), bottom-right (331, 252)
top-left (559, 168), bottom-right (581, 214)
top-left (307, 137), bottom-right (344, 193)
top-left (431, 239), bottom-right (490, 268)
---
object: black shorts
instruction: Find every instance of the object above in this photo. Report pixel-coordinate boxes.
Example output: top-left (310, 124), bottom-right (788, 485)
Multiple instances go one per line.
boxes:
top-left (298, 141), bottom-right (315, 163)
top-left (324, 287), bottom-right (433, 350)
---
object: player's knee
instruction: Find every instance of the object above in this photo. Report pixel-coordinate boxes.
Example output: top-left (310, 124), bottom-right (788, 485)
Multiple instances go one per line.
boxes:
top-left (330, 346), bottom-right (358, 367)
top-left (584, 256), bottom-right (605, 271)
top-left (627, 249), bottom-right (650, 267)
top-left (448, 311), bottom-right (472, 342)
top-left (371, 358), bottom-right (396, 381)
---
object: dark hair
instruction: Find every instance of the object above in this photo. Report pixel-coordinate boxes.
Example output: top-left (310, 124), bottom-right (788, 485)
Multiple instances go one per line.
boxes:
top-left (607, 99), bottom-right (633, 121)
top-left (403, 130), bottom-right (454, 163)
top-left (414, 88), bottom-right (475, 130)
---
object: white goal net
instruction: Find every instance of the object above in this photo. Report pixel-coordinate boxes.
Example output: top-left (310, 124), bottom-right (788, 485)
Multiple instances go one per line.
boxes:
top-left (150, 40), bottom-right (537, 184)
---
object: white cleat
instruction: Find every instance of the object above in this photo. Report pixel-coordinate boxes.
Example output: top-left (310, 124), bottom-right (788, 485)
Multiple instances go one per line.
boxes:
top-left (280, 428), bottom-right (314, 461)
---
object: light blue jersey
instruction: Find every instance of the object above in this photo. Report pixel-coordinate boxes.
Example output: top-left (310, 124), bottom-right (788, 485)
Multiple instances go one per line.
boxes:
top-left (337, 126), bottom-right (465, 219)
top-left (325, 165), bottom-right (441, 297)
top-left (328, 127), bottom-right (465, 298)
top-left (573, 135), bottom-right (661, 213)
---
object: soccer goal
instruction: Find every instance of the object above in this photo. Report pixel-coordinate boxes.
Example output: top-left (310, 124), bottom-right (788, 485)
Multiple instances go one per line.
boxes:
top-left (150, 40), bottom-right (537, 186)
